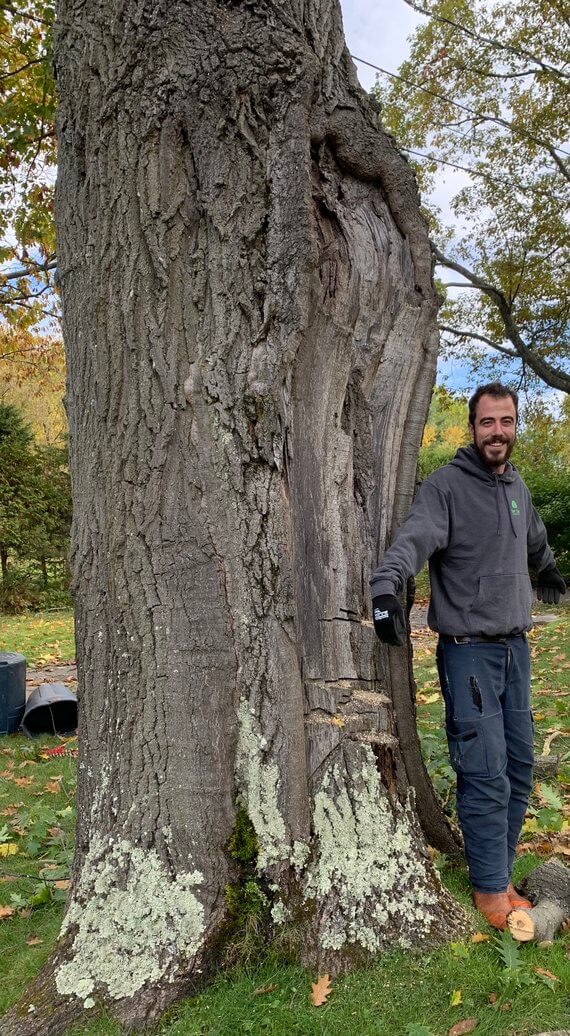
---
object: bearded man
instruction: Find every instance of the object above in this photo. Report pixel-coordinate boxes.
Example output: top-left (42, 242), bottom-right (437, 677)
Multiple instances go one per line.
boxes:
top-left (370, 382), bottom-right (566, 929)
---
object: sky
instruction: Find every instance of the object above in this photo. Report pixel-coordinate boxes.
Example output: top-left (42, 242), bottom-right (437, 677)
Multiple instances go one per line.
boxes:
top-left (339, 0), bottom-right (421, 91)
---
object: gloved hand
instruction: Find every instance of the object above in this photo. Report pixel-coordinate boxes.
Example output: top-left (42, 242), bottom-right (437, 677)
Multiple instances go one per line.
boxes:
top-left (537, 565), bottom-right (567, 605)
top-left (372, 594), bottom-right (406, 646)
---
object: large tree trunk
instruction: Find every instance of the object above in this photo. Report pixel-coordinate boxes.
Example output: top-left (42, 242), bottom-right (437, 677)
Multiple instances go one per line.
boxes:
top-left (1, 2), bottom-right (466, 1033)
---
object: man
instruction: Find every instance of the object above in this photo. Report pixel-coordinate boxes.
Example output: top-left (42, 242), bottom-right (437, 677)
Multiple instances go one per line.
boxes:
top-left (370, 382), bottom-right (566, 929)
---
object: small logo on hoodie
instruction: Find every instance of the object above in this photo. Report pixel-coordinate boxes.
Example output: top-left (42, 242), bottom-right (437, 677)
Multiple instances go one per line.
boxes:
top-left (511, 499), bottom-right (521, 517)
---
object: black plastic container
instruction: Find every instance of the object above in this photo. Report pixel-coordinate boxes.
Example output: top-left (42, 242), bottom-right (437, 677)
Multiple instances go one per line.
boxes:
top-left (22, 683), bottom-right (77, 737)
top-left (0, 652), bottom-right (26, 734)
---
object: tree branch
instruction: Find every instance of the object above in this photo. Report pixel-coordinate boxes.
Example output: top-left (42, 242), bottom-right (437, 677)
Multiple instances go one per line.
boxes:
top-left (0, 58), bottom-right (45, 83)
top-left (433, 244), bottom-right (570, 392)
top-left (0, 259), bottom-right (57, 282)
top-left (400, 0), bottom-right (569, 79)
top-left (353, 56), bottom-right (570, 180)
top-left (439, 324), bottom-right (518, 358)
top-left (0, 3), bottom-right (52, 25)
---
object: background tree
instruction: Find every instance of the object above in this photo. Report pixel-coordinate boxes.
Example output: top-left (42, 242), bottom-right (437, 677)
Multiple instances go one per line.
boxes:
top-left (1, 1), bottom-right (468, 1032)
top-left (0, 401), bottom-right (71, 608)
top-left (375, 0), bottom-right (570, 393)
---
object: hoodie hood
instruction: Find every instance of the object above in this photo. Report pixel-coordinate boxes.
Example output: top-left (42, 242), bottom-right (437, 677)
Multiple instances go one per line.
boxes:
top-left (450, 443), bottom-right (516, 484)
top-left (450, 444), bottom-right (518, 536)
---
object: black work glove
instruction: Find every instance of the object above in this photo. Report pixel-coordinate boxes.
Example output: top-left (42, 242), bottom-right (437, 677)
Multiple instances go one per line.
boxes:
top-left (372, 594), bottom-right (406, 646)
top-left (537, 565), bottom-right (567, 605)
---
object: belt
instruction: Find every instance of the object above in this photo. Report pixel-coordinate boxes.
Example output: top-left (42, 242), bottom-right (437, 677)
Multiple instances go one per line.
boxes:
top-left (439, 633), bottom-right (525, 645)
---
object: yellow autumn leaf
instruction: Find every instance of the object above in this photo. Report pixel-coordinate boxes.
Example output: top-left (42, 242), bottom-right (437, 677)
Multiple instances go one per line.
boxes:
top-left (450, 990), bottom-right (463, 1007)
top-left (0, 843), bottom-right (18, 857)
top-left (471, 932), bottom-right (490, 943)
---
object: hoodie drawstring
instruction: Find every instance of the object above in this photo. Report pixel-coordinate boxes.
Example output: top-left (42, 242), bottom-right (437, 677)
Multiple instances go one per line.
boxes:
top-left (493, 477), bottom-right (518, 537)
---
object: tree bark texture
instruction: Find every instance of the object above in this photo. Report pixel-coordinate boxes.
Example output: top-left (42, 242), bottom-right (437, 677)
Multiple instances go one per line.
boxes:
top-left (1, 1), bottom-right (466, 1032)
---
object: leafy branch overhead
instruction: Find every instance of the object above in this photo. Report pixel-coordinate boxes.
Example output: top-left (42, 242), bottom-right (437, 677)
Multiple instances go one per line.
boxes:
top-left (375, 0), bottom-right (570, 393)
top-left (0, 1), bottom-right (57, 327)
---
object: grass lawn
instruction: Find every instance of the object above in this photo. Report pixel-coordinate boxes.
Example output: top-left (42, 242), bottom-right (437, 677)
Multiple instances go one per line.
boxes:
top-left (0, 606), bottom-right (568, 1035)
top-left (0, 609), bottom-right (75, 667)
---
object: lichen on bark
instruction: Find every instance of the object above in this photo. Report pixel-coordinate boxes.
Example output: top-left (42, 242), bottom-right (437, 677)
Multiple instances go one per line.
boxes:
top-left (235, 699), bottom-right (289, 870)
top-left (304, 746), bottom-right (441, 953)
top-left (55, 838), bottom-right (204, 1003)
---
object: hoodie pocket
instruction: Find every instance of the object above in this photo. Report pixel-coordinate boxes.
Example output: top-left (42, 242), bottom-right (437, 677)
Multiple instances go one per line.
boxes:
top-left (472, 573), bottom-right (532, 626)
top-left (446, 726), bottom-right (488, 777)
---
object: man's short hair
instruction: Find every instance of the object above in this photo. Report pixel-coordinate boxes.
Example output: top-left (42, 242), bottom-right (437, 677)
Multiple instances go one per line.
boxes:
top-left (468, 382), bottom-right (519, 426)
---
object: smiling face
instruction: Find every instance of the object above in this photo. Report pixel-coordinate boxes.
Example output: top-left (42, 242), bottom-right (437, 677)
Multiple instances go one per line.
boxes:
top-left (469, 393), bottom-right (517, 473)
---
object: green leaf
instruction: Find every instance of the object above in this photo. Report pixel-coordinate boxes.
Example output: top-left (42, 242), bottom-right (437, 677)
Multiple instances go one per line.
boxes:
top-left (30, 883), bottom-right (52, 908)
top-left (540, 784), bottom-right (564, 810)
top-left (406, 1026), bottom-right (435, 1036)
top-left (536, 808), bottom-right (563, 832)
top-left (493, 931), bottom-right (520, 972)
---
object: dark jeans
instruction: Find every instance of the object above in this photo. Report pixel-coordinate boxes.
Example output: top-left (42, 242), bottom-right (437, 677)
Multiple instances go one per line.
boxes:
top-left (436, 635), bottom-right (533, 893)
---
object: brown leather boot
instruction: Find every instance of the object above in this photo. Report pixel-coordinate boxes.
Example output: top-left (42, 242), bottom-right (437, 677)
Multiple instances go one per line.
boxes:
top-left (507, 882), bottom-right (532, 909)
top-left (472, 889), bottom-right (512, 930)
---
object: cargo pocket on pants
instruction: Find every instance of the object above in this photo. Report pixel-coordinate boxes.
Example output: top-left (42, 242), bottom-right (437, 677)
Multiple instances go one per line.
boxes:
top-left (446, 726), bottom-right (488, 777)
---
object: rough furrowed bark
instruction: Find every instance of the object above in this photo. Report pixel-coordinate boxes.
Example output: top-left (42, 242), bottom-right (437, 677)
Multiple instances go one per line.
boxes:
top-left (1, 2), bottom-right (467, 1033)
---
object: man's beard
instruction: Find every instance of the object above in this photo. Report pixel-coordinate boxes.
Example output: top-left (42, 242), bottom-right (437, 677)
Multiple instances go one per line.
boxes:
top-left (474, 435), bottom-right (515, 470)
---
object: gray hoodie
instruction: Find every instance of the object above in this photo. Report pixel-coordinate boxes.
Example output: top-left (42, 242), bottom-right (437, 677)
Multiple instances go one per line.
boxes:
top-left (370, 444), bottom-right (554, 636)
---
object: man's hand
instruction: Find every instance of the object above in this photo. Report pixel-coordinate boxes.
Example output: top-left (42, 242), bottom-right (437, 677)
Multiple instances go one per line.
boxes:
top-left (372, 594), bottom-right (406, 646)
top-left (537, 565), bottom-right (567, 605)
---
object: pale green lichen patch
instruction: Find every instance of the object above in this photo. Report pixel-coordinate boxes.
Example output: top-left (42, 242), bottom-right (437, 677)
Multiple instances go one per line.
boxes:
top-left (55, 837), bottom-right (204, 1002)
top-left (271, 899), bottom-right (288, 925)
top-left (305, 748), bottom-right (439, 953)
top-left (235, 700), bottom-right (289, 870)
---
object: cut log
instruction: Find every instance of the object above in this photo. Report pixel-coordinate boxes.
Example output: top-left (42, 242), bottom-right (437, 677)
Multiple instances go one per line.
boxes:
top-left (508, 858), bottom-right (570, 943)
top-left (532, 754), bottom-right (560, 780)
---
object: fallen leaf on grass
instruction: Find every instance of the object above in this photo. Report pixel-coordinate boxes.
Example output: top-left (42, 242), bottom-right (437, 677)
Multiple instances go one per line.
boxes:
top-left (417, 692), bottom-right (440, 705)
top-left (54, 880), bottom-right (70, 890)
top-left (44, 781), bottom-right (62, 794)
top-left (0, 905), bottom-right (15, 918)
top-left (19, 908), bottom-right (32, 918)
top-left (534, 967), bottom-right (558, 982)
top-left (310, 974), bottom-right (332, 1006)
top-left (26, 936), bottom-right (43, 946)
top-left (471, 932), bottom-right (490, 943)
top-left (449, 990), bottom-right (462, 1007)
top-left (0, 875), bottom-right (17, 884)
top-left (499, 1003), bottom-right (511, 1012)
top-left (449, 1021), bottom-right (478, 1036)
top-left (0, 843), bottom-right (18, 857)
top-left (13, 777), bottom-right (33, 788)
top-left (487, 993), bottom-right (497, 1004)
top-left (254, 983), bottom-right (277, 995)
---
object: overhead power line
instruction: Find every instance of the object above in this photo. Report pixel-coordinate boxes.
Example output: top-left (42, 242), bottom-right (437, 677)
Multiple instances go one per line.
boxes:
top-left (399, 146), bottom-right (557, 194)
top-left (350, 54), bottom-right (570, 167)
